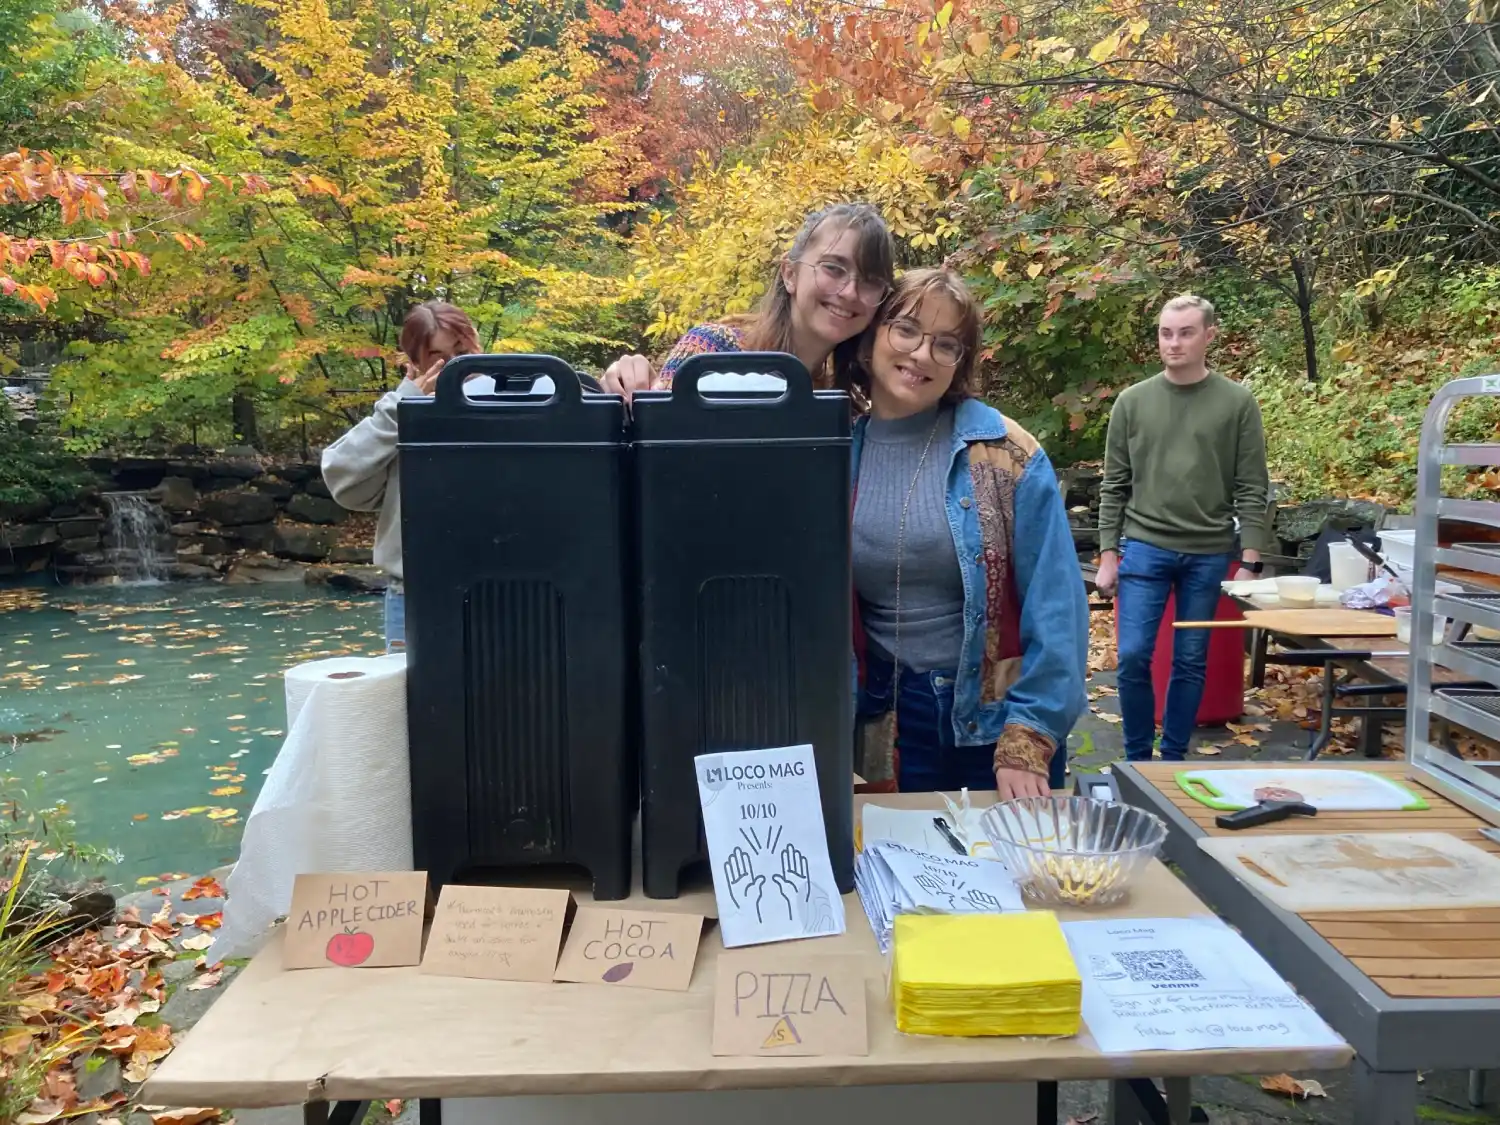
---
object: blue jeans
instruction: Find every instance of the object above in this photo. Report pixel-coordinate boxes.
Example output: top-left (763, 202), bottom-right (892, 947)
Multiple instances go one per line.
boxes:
top-left (384, 585), bottom-right (406, 653)
top-left (1115, 539), bottom-right (1235, 762)
top-left (860, 649), bottom-right (1068, 792)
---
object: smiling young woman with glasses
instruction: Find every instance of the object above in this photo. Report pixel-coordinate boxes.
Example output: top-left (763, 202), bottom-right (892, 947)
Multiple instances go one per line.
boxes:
top-left (842, 268), bottom-right (1089, 802)
top-left (598, 202), bottom-right (896, 397)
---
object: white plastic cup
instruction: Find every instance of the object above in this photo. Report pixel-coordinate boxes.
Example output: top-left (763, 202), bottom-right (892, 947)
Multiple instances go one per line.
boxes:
top-left (1328, 541), bottom-right (1371, 592)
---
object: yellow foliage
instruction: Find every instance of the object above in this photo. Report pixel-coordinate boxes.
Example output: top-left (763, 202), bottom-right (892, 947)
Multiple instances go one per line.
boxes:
top-left (630, 120), bottom-right (952, 343)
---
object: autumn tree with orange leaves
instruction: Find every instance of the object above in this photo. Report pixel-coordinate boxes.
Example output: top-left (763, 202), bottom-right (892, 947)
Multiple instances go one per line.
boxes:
top-left (0, 151), bottom-right (251, 313)
top-left (34, 0), bottom-right (644, 449)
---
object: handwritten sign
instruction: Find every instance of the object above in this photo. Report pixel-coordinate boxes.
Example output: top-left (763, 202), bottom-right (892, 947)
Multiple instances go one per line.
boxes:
top-left (283, 871), bottom-right (427, 970)
top-left (553, 907), bottom-right (702, 991)
top-left (420, 886), bottom-right (570, 982)
top-left (696, 744), bottom-right (845, 948)
top-left (712, 956), bottom-right (868, 1056)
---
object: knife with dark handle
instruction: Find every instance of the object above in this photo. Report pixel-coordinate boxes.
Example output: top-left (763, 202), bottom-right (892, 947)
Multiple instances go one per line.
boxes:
top-left (1215, 800), bottom-right (1318, 830)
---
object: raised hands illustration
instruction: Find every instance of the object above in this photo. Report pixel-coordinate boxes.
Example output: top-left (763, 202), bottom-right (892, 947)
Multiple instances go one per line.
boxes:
top-left (724, 846), bottom-right (757, 911)
top-left (913, 871), bottom-right (943, 897)
top-left (965, 887), bottom-right (1002, 912)
top-left (769, 843), bottom-right (811, 921)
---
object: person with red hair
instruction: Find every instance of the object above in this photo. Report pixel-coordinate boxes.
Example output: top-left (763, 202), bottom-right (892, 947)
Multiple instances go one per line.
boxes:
top-left (322, 301), bottom-right (486, 651)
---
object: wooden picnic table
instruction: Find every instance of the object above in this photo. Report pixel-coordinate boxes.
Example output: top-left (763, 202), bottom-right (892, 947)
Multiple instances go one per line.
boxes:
top-left (1229, 597), bottom-right (1476, 759)
top-left (1114, 759), bottom-right (1500, 1125)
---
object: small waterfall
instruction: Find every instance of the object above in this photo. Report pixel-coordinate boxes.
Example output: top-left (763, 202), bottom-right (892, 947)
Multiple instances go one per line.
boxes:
top-left (102, 491), bottom-right (173, 584)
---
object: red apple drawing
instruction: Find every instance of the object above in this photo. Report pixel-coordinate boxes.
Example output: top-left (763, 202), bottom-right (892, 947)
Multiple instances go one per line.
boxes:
top-left (326, 928), bottom-right (375, 966)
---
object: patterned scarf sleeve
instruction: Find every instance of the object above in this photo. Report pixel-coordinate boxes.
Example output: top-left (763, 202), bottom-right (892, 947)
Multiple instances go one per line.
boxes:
top-left (655, 323), bottom-right (746, 388)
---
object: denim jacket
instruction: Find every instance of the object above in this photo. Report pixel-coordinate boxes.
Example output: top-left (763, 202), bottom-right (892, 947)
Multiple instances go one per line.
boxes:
top-left (852, 398), bottom-right (1089, 777)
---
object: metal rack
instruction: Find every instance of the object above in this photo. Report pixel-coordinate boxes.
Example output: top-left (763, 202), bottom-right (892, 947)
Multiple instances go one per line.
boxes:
top-left (1407, 373), bottom-right (1500, 819)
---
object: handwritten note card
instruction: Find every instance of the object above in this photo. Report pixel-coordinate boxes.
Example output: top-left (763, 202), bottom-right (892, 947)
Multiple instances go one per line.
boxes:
top-left (696, 744), bottom-right (845, 948)
top-left (712, 956), bottom-right (869, 1057)
top-left (1062, 916), bottom-right (1345, 1054)
top-left (553, 907), bottom-right (703, 991)
top-left (283, 871), bottom-right (427, 970)
top-left (420, 886), bottom-right (570, 982)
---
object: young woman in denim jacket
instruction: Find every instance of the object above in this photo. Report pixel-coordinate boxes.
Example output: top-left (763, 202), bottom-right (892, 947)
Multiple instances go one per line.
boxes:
top-left (845, 269), bottom-right (1089, 799)
top-left (598, 202), bottom-right (896, 397)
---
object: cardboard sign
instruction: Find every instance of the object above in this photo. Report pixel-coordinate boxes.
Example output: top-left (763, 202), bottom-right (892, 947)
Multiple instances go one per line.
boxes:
top-left (712, 956), bottom-right (869, 1057)
top-left (283, 871), bottom-right (427, 970)
top-left (420, 885), bottom-right (570, 982)
top-left (553, 907), bottom-right (703, 991)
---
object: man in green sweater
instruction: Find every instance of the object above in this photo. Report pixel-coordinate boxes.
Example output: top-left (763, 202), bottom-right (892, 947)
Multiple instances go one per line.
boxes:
top-left (1095, 294), bottom-right (1269, 761)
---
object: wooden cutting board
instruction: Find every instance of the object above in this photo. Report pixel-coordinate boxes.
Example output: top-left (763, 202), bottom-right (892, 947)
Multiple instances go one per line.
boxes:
top-left (1199, 832), bottom-right (1500, 912)
top-left (1174, 608), bottom-right (1397, 637)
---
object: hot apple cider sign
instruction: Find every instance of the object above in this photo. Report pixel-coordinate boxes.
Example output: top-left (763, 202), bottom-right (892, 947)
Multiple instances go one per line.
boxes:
top-left (283, 871), bottom-right (429, 969)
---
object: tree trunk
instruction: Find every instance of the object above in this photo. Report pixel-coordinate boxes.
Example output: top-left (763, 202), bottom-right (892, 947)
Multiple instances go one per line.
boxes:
top-left (1291, 258), bottom-right (1319, 382)
top-left (232, 392), bottom-right (260, 448)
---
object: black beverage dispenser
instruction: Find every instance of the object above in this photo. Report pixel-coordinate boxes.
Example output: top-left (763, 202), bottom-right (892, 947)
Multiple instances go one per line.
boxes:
top-left (399, 356), bottom-right (632, 899)
top-left (631, 353), bottom-right (854, 898)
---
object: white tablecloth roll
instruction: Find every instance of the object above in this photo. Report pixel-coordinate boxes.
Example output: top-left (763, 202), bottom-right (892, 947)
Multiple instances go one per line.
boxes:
top-left (213, 654), bottom-right (412, 959)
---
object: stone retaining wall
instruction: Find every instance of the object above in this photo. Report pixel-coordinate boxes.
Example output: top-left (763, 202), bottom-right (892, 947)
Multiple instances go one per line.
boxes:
top-left (0, 447), bottom-right (376, 584)
top-left (1, 450), bottom-right (1388, 583)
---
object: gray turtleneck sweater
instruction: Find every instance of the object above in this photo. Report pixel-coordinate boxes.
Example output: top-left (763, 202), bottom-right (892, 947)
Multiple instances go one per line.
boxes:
top-left (852, 406), bottom-right (966, 673)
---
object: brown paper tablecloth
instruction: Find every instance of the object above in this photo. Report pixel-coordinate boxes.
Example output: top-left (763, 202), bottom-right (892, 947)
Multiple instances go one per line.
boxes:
top-left (147, 794), bottom-right (1353, 1106)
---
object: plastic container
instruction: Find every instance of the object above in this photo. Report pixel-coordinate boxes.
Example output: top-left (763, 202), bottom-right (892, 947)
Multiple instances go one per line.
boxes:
top-left (632, 353), bottom-right (854, 899)
top-left (979, 796), bottom-right (1167, 907)
top-left (398, 356), bottom-right (634, 899)
top-left (1327, 541), bottom-right (1372, 591)
top-left (1274, 575), bottom-right (1319, 607)
top-left (1380, 529), bottom-right (1417, 571)
top-left (1395, 606), bottom-right (1447, 645)
top-left (1112, 560), bottom-right (1245, 724)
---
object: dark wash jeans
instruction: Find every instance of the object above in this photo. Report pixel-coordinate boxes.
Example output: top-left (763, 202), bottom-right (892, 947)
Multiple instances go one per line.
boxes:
top-left (860, 647), bottom-right (1069, 793)
top-left (1115, 538), bottom-right (1235, 762)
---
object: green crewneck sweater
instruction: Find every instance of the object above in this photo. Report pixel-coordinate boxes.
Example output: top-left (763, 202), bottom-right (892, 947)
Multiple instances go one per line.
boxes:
top-left (1097, 371), bottom-right (1270, 555)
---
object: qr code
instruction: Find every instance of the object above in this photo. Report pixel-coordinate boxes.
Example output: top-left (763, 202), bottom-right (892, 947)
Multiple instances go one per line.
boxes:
top-left (1113, 948), bottom-right (1204, 984)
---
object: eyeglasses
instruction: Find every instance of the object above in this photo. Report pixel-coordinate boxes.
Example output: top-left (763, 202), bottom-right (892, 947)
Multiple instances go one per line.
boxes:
top-left (885, 317), bottom-right (965, 368)
top-left (795, 258), bottom-right (890, 305)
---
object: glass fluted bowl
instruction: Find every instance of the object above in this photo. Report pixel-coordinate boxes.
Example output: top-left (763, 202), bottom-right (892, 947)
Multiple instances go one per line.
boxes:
top-left (979, 796), bottom-right (1167, 907)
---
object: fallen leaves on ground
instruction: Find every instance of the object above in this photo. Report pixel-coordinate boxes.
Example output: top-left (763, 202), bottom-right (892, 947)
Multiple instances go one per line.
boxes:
top-left (185, 969), bottom-right (223, 992)
top-left (4, 893), bottom-right (236, 1125)
top-left (1260, 1073), bottom-right (1327, 1099)
top-left (148, 1108), bottom-right (222, 1125)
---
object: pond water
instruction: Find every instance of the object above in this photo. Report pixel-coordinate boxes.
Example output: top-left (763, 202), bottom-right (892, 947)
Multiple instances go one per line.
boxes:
top-left (0, 583), bottom-right (382, 888)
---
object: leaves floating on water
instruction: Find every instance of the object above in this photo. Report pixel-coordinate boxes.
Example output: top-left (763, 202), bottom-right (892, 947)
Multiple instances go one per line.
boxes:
top-left (209, 786), bottom-right (241, 797)
top-left (128, 750), bottom-right (178, 766)
top-left (0, 588), bottom-right (46, 612)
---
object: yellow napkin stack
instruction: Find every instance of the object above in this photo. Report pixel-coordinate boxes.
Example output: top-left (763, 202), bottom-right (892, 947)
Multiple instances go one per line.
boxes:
top-left (890, 911), bottom-right (1082, 1037)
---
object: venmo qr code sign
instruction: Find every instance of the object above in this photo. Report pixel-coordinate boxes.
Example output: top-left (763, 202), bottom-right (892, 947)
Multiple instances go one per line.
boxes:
top-left (1112, 948), bottom-right (1206, 986)
top-left (1064, 917), bottom-right (1347, 1055)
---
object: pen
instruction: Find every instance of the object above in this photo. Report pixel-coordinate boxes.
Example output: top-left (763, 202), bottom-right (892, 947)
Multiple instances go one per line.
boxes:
top-left (932, 817), bottom-right (966, 855)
